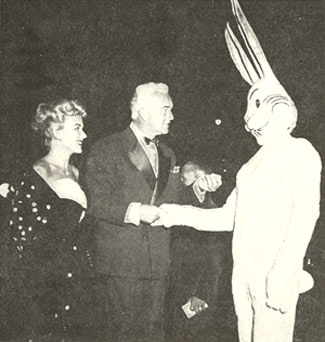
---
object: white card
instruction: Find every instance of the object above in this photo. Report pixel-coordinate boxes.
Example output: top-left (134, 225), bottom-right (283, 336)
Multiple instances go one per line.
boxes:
top-left (182, 301), bottom-right (197, 319)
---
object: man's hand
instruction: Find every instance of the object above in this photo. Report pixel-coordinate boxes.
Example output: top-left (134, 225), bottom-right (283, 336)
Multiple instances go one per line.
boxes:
top-left (189, 296), bottom-right (208, 314)
top-left (140, 204), bottom-right (161, 224)
top-left (151, 204), bottom-right (191, 228)
top-left (196, 173), bottom-right (222, 193)
top-left (151, 205), bottom-right (177, 227)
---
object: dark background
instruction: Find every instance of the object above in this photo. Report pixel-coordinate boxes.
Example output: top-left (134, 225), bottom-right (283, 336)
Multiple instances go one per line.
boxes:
top-left (0, 0), bottom-right (324, 340)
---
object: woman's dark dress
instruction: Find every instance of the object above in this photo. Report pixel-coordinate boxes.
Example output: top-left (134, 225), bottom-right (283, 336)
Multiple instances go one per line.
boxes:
top-left (0, 169), bottom-right (96, 341)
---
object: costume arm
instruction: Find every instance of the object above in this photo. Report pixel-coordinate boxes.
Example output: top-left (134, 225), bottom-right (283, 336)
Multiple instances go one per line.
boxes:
top-left (160, 188), bottom-right (237, 231)
top-left (265, 143), bottom-right (321, 311)
top-left (271, 144), bottom-right (322, 273)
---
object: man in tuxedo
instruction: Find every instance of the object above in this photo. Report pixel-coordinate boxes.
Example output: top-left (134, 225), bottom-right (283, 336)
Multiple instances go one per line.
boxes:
top-left (85, 82), bottom-right (221, 342)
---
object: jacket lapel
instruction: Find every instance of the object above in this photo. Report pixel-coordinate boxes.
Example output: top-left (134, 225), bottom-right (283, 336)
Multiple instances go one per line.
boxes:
top-left (156, 144), bottom-right (172, 199)
top-left (122, 127), bottom-right (173, 196)
top-left (124, 128), bottom-right (156, 191)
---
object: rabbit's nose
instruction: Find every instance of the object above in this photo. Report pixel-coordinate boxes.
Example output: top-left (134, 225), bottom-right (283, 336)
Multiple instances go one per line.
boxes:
top-left (245, 118), bottom-right (254, 131)
top-left (244, 107), bottom-right (254, 122)
top-left (244, 124), bottom-right (251, 132)
top-left (244, 110), bottom-right (253, 126)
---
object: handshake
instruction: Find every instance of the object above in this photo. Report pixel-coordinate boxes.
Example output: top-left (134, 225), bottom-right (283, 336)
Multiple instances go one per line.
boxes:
top-left (140, 173), bottom-right (222, 227)
top-left (140, 203), bottom-right (180, 228)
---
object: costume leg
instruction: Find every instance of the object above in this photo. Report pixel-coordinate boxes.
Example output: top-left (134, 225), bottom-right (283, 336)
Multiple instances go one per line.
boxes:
top-left (252, 291), bottom-right (299, 342)
top-left (232, 270), bottom-right (253, 342)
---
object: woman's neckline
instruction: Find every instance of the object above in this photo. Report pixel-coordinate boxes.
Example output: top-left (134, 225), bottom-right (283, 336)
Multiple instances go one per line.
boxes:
top-left (43, 160), bottom-right (71, 175)
top-left (31, 167), bottom-right (86, 209)
top-left (34, 159), bottom-right (78, 183)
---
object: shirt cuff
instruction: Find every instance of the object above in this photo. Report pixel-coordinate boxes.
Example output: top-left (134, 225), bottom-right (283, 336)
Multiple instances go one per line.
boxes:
top-left (193, 179), bottom-right (206, 204)
top-left (124, 202), bottom-right (142, 226)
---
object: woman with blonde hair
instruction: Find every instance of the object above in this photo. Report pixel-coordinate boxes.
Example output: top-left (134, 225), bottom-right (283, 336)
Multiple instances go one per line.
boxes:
top-left (1, 100), bottom-right (96, 341)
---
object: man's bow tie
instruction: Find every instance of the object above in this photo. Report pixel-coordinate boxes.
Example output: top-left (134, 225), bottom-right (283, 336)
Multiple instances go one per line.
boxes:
top-left (144, 137), bottom-right (159, 146)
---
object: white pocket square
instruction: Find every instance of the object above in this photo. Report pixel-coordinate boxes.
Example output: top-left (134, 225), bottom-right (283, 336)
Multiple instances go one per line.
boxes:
top-left (170, 166), bottom-right (180, 174)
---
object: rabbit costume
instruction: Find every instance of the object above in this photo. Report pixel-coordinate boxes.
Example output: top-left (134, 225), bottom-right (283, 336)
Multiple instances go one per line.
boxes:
top-left (156, 0), bottom-right (322, 341)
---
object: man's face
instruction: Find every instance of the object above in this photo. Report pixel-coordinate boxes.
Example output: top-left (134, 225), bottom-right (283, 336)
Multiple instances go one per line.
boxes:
top-left (142, 94), bottom-right (174, 136)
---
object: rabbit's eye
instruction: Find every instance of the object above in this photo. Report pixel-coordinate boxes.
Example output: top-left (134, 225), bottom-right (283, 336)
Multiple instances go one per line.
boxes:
top-left (255, 99), bottom-right (260, 108)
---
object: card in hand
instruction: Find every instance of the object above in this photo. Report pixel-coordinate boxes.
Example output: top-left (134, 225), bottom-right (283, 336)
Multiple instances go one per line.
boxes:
top-left (181, 300), bottom-right (208, 319)
top-left (182, 301), bottom-right (197, 319)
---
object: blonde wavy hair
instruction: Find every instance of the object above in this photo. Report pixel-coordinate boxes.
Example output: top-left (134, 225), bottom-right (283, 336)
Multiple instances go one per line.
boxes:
top-left (32, 100), bottom-right (87, 146)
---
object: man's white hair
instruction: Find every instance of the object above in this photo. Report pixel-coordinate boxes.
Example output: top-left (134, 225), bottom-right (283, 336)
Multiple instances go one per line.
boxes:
top-left (130, 82), bottom-right (169, 120)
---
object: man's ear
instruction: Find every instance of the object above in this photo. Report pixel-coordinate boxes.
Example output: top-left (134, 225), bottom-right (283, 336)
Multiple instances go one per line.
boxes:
top-left (138, 107), bottom-right (149, 122)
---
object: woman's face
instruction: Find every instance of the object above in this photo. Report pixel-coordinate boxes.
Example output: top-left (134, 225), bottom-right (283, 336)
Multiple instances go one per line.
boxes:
top-left (54, 115), bottom-right (87, 154)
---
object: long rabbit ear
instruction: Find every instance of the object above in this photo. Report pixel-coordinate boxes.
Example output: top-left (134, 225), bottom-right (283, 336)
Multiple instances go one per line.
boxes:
top-left (225, 22), bottom-right (260, 85)
top-left (230, 0), bottom-right (275, 80)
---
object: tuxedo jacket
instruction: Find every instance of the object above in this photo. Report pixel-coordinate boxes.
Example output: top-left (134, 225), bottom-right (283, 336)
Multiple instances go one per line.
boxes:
top-left (85, 127), bottom-right (185, 279)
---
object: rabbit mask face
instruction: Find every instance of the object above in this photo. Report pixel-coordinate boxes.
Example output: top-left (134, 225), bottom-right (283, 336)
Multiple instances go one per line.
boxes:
top-left (244, 79), bottom-right (297, 145)
top-left (225, 0), bottom-right (297, 145)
